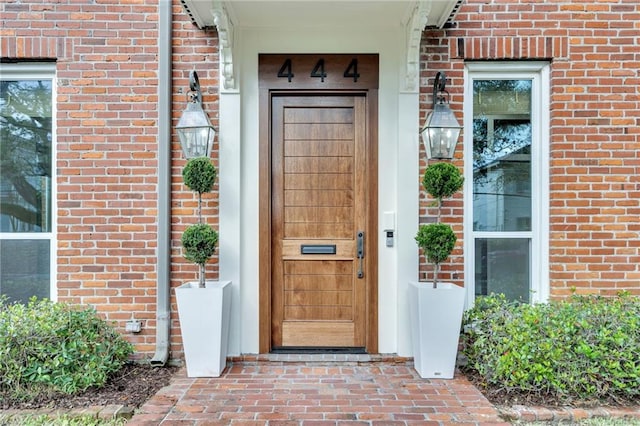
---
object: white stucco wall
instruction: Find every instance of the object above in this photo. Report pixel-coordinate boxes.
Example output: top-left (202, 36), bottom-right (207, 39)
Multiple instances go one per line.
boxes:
top-left (218, 24), bottom-right (420, 356)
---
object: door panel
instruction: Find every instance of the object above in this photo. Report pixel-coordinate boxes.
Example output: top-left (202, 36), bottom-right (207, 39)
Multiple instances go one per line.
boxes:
top-left (271, 95), bottom-right (367, 348)
top-left (282, 322), bottom-right (355, 347)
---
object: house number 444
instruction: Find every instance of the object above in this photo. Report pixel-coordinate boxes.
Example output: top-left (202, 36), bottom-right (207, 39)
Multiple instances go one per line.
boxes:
top-left (277, 58), bottom-right (360, 83)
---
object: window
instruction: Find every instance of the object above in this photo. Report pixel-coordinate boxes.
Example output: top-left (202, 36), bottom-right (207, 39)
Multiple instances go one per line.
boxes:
top-left (0, 64), bottom-right (56, 303)
top-left (464, 62), bottom-right (549, 304)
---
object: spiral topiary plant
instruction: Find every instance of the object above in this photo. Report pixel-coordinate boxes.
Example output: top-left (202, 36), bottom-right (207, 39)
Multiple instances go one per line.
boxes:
top-left (415, 162), bottom-right (463, 288)
top-left (182, 157), bottom-right (218, 288)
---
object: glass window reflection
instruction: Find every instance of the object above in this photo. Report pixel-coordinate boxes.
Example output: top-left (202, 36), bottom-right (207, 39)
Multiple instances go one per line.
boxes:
top-left (472, 80), bottom-right (532, 232)
top-left (0, 80), bottom-right (53, 233)
top-left (475, 238), bottom-right (530, 303)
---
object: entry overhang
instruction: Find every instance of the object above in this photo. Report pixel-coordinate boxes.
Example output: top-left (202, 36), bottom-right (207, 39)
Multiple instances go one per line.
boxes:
top-left (180, 0), bottom-right (462, 91)
top-left (180, 1), bottom-right (462, 31)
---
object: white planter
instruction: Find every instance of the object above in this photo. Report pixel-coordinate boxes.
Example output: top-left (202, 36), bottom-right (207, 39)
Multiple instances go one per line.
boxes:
top-left (175, 280), bottom-right (232, 377)
top-left (408, 281), bottom-right (466, 379)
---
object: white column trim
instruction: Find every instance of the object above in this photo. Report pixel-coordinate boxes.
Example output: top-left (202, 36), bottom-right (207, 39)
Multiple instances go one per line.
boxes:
top-left (212, 1), bottom-right (235, 90)
top-left (403, 1), bottom-right (429, 93)
top-left (216, 19), bottom-right (241, 355)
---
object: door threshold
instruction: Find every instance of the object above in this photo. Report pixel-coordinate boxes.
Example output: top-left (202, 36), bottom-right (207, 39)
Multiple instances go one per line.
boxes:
top-left (231, 353), bottom-right (412, 365)
top-left (271, 347), bottom-right (366, 354)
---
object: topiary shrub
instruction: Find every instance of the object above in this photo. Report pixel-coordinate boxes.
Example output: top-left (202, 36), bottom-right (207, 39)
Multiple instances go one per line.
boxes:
top-left (182, 223), bottom-right (218, 268)
top-left (181, 157), bottom-right (218, 288)
top-left (182, 157), bottom-right (217, 223)
top-left (183, 156), bottom-right (217, 195)
top-left (461, 292), bottom-right (640, 404)
top-left (415, 223), bottom-right (456, 266)
top-left (415, 162), bottom-right (463, 286)
top-left (421, 162), bottom-right (464, 206)
top-left (0, 297), bottom-right (133, 400)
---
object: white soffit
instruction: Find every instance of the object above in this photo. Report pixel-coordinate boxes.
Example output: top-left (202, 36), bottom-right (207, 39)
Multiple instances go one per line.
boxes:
top-left (181, 0), bottom-right (462, 30)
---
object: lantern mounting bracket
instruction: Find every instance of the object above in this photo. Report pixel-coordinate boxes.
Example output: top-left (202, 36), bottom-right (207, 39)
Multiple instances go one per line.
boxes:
top-left (432, 71), bottom-right (449, 108)
top-left (187, 70), bottom-right (203, 105)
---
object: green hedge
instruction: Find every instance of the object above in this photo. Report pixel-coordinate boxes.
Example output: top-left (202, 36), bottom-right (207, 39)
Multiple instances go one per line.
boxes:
top-left (461, 293), bottom-right (640, 403)
top-left (0, 298), bottom-right (133, 400)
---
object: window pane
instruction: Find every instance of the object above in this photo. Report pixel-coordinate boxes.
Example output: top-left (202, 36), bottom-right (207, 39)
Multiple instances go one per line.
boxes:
top-left (475, 238), bottom-right (530, 302)
top-left (473, 80), bottom-right (531, 232)
top-left (0, 80), bottom-right (53, 233)
top-left (0, 239), bottom-right (50, 303)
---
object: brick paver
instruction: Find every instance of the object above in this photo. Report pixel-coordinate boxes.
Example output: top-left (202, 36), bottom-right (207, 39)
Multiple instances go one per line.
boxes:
top-left (128, 357), bottom-right (508, 425)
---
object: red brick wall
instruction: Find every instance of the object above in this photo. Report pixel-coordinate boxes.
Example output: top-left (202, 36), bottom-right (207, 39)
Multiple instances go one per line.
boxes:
top-left (419, 0), bottom-right (640, 297)
top-left (0, 0), bottom-right (219, 358)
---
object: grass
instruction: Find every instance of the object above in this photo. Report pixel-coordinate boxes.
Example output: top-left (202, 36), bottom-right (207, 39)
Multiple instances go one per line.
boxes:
top-left (0, 414), bottom-right (128, 426)
top-left (518, 419), bottom-right (640, 425)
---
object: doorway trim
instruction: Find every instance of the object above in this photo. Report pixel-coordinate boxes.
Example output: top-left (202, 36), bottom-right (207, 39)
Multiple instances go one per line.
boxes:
top-left (258, 54), bottom-right (379, 353)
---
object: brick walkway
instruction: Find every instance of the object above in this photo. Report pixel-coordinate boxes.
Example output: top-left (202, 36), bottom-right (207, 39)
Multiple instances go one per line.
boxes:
top-left (2, 355), bottom-right (639, 424)
top-left (128, 355), bottom-right (508, 425)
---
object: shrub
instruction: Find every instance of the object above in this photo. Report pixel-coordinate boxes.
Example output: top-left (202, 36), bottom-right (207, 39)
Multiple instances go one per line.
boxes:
top-left (421, 162), bottom-right (464, 203)
top-left (181, 156), bottom-right (219, 287)
top-left (416, 161), bottom-right (463, 285)
top-left (182, 156), bottom-right (217, 195)
top-left (461, 293), bottom-right (640, 404)
top-left (415, 223), bottom-right (456, 265)
top-left (0, 297), bottom-right (133, 399)
top-left (181, 223), bottom-right (218, 266)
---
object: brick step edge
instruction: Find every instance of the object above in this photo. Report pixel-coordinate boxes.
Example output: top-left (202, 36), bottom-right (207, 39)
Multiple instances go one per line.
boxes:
top-left (0, 404), bottom-right (135, 421)
top-left (498, 404), bottom-right (640, 423)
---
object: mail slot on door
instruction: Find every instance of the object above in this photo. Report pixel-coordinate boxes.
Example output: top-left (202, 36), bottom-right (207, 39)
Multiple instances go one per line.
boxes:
top-left (300, 245), bottom-right (337, 255)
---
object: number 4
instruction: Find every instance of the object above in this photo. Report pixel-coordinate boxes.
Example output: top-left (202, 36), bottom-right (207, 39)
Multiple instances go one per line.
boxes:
top-left (344, 59), bottom-right (359, 82)
top-left (277, 58), bottom-right (294, 82)
top-left (310, 59), bottom-right (327, 82)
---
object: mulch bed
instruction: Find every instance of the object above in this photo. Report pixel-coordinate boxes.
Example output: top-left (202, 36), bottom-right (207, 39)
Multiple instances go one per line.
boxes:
top-left (463, 369), bottom-right (640, 409)
top-left (0, 363), bottom-right (178, 410)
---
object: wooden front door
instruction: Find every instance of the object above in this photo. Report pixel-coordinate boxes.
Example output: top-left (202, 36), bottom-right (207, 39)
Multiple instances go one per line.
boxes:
top-left (271, 95), bottom-right (368, 349)
top-left (258, 54), bottom-right (378, 353)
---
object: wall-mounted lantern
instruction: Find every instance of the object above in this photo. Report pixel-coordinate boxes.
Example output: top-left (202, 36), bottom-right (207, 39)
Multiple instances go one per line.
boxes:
top-left (176, 70), bottom-right (216, 159)
top-left (420, 72), bottom-right (462, 160)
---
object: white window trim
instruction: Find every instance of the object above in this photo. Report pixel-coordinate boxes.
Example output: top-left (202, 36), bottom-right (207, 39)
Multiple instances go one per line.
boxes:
top-left (463, 61), bottom-right (550, 305)
top-left (1, 63), bottom-right (57, 301)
